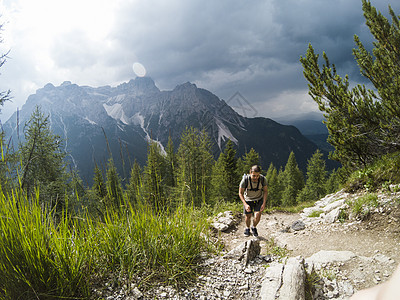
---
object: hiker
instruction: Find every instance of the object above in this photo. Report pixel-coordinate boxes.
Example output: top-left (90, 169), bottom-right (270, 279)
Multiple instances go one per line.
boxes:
top-left (239, 165), bottom-right (268, 237)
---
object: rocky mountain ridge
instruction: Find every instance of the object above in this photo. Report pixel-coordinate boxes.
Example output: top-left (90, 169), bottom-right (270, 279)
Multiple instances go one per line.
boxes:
top-left (3, 77), bottom-right (322, 182)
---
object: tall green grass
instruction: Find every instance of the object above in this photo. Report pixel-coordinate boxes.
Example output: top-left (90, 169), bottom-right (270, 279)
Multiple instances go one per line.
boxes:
top-left (0, 189), bottom-right (91, 299)
top-left (95, 202), bottom-right (209, 287)
top-left (0, 188), bottom-right (211, 299)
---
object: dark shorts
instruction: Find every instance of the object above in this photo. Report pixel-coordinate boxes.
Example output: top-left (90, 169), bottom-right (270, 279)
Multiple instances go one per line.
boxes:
top-left (243, 199), bottom-right (263, 214)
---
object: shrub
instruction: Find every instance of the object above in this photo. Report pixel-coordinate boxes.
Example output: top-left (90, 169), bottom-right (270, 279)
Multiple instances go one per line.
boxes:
top-left (350, 193), bottom-right (379, 218)
top-left (345, 151), bottom-right (400, 192)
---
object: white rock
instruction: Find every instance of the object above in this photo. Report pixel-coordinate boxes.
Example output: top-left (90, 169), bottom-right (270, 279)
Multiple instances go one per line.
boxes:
top-left (279, 257), bottom-right (306, 300)
top-left (260, 263), bottom-right (284, 300)
top-left (324, 207), bottom-right (343, 223)
top-left (323, 199), bottom-right (346, 214)
top-left (306, 250), bottom-right (356, 269)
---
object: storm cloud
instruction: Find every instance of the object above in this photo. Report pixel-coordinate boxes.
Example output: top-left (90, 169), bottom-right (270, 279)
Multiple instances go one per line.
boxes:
top-left (0, 0), bottom-right (399, 122)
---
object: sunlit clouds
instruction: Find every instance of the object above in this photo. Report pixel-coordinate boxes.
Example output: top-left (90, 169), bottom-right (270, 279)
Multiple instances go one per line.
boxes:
top-left (0, 0), bottom-right (399, 122)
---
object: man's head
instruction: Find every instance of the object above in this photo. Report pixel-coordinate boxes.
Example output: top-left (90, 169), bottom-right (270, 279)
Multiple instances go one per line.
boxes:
top-left (249, 165), bottom-right (261, 182)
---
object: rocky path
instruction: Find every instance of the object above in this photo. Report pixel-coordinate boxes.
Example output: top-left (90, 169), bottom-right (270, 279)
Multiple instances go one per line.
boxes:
top-left (215, 189), bottom-right (400, 298)
top-left (220, 211), bottom-right (400, 266)
top-left (219, 193), bottom-right (400, 262)
top-left (101, 189), bottom-right (400, 299)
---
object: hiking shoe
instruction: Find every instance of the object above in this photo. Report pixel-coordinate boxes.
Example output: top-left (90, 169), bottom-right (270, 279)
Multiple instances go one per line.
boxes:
top-left (251, 227), bottom-right (258, 237)
top-left (244, 228), bottom-right (250, 237)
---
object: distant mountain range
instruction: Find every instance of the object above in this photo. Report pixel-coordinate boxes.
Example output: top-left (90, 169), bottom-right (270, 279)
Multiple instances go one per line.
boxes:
top-left (276, 113), bottom-right (332, 153)
top-left (2, 77), bottom-right (334, 183)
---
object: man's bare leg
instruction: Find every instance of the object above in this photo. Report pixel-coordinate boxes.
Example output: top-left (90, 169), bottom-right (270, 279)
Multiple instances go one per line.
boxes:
top-left (245, 213), bottom-right (252, 228)
top-left (253, 211), bottom-right (262, 227)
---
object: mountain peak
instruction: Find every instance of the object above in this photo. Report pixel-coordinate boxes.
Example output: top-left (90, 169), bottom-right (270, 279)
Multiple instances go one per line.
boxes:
top-left (118, 77), bottom-right (159, 94)
top-left (43, 83), bottom-right (55, 90)
top-left (174, 82), bottom-right (197, 91)
top-left (61, 81), bottom-right (72, 86)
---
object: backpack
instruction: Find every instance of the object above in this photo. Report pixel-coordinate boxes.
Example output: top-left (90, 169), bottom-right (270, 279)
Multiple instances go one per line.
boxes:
top-left (243, 174), bottom-right (265, 191)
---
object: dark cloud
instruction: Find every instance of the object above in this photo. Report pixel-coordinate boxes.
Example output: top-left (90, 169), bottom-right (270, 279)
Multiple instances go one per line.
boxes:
top-left (106, 0), bottom-right (400, 109)
top-left (1, 0), bottom-right (399, 121)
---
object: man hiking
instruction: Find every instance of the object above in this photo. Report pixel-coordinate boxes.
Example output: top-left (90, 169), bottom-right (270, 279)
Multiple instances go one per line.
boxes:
top-left (239, 165), bottom-right (268, 237)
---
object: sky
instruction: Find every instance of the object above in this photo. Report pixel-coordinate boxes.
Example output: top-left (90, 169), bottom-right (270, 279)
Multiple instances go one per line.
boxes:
top-left (0, 0), bottom-right (399, 123)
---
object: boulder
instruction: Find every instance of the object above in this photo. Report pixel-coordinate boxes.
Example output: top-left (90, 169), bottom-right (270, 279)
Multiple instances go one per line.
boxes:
top-left (212, 211), bottom-right (236, 232)
top-left (306, 250), bottom-right (356, 271)
top-left (324, 207), bottom-right (342, 223)
top-left (260, 256), bottom-right (306, 300)
top-left (323, 199), bottom-right (346, 214)
top-left (302, 206), bottom-right (322, 218)
top-left (260, 263), bottom-right (284, 300)
top-left (279, 257), bottom-right (306, 300)
top-left (223, 239), bottom-right (261, 266)
top-left (291, 220), bottom-right (306, 231)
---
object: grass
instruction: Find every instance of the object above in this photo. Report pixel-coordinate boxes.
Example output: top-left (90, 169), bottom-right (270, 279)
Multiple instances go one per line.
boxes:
top-left (308, 209), bottom-right (324, 218)
top-left (345, 151), bottom-right (400, 192)
top-left (264, 238), bottom-right (290, 261)
top-left (338, 209), bottom-right (348, 223)
top-left (305, 270), bottom-right (322, 300)
top-left (0, 189), bottom-right (211, 299)
top-left (0, 190), bottom-right (91, 299)
top-left (210, 200), bottom-right (242, 215)
top-left (349, 192), bottom-right (379, 218)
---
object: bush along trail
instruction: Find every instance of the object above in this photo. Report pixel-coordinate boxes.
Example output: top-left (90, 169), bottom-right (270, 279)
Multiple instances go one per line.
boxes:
top-left (111, 186), bottom-right (400, 300)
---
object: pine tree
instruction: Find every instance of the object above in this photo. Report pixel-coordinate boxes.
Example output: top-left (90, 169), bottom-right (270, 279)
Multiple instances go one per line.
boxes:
top-left (0, 25), bottom-right (17, 193)
top-left (0, 24), bottom-right (11, 108)
top-left (241, 148), bottom-right (260, 174)
top-left (236, 157), bottom-right (244, 177)
top-left (265, 163), bottom-right (282, 207)
top-left (105, 158), bottom-right (124, 210)
top-left (210, 140), bottom-right (239, 202)
top-left (164, 135), bottom-right (177, 188)
top-left (0, 130), bottom-right (16, 194)
top-left (281, 152), bottom-right (304, 206)
top-left (92, 164), bottom-right (106, 201)
top-left (210, 154), bottom-right (227, 201)
top-left (126, 159), bottom-right (142, 204)
top-left (222, 140), bottom-right (239, 200)
top-left (325, 168), bottom-right (344, 194)
top-left (265, 163), bottom-right (275, 184)
top-left (143, 141), bottom-right (166, 211)
top-left (19, 106), bottom-right (69, 211)
top-left (300, 1), bottom-right (400, 170)
top-left (176, 127), bottom-right (214, 206)
top-left (85, 164), bottom-right (106, 217)
top-left (268, 167), bottom-right (282, 207)
top-left (297, 150), bottom-right (327, 203)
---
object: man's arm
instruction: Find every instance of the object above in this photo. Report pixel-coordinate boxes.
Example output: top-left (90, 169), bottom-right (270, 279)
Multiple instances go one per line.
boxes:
top-left (261, 185), bottom-right (268, 211)
top-left (239, 187), bottom-right (251, 212)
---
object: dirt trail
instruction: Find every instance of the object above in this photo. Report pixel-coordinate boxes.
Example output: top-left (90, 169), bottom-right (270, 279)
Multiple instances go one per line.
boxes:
top-left (218, 209), bottom-right (400, 292)
top-left (220, 211), bottom-right (400, 260)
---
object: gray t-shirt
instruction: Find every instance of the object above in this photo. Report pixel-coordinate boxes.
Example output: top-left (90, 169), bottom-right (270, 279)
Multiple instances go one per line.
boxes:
top-left (239, 174), bottom-right (267, 202)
